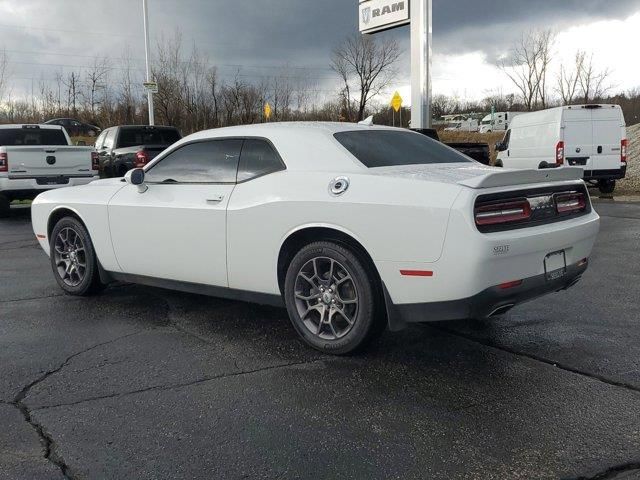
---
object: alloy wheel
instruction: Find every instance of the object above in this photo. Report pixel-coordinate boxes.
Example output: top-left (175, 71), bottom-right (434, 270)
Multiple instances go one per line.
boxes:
top-left (53, 227), bottom-right (87, 287)
top-left (294, 256), bottom-right (359, 340)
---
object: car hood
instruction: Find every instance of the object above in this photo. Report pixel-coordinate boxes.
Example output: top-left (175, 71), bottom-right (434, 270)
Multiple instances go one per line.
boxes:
top-left (368, 164), bottom-right (584, 189)
top-left (89, 178), bottom-right (126, 187)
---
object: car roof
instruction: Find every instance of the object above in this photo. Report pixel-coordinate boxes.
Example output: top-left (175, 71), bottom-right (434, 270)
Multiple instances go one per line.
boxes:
top-left (176, 122), bottom-right (406, 172)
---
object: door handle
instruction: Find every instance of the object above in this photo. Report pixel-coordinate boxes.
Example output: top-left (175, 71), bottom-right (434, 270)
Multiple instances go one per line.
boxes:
top-left (206, 195), bottom-right (224, 203)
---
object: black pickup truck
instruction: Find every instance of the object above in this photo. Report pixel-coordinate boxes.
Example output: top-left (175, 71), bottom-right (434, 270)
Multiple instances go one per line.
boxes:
top-left (413, 128), bottom-right (491, 165)
top-left (95, 125), bottom-right (182, 178)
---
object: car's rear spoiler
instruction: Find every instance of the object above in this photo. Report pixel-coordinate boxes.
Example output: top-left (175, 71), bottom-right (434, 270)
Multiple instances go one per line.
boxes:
top-left (458, 167), bottom-right (584, 189)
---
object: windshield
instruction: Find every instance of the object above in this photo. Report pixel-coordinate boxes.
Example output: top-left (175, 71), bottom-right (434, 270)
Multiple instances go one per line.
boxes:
top-left (334, 130), bottom-right (472, 168)
top-left (118, 128), bottom-right (181, 148)
top-left (0, 128), bottom-right (68, 146)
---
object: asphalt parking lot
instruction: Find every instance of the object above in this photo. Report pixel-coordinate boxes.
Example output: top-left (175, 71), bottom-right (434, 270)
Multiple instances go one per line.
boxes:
top-left (1, 201), bottom-right (639, 480)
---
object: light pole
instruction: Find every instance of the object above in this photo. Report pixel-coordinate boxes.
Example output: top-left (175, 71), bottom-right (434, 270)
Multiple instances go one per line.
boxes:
top-left (142, 0), bottom-right (155, 125)
top-left (410, 0), bottom-right (432, 130)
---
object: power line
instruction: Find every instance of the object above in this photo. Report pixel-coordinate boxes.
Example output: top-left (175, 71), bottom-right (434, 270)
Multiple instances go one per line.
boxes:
top-left (3, 48), bottom-right (334, 73)
top-left (0, 22), bottom-right (141, 38)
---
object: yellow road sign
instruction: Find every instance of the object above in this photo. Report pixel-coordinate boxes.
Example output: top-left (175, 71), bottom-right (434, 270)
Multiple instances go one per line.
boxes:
top-left (391, 91), bottom-right (403, 112)
top-left (264, 103), bottom-right (272, 120)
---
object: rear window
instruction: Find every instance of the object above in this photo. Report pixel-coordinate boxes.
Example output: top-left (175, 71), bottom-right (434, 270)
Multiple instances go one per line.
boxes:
top-left (0, 128), bottom-right (68, 146)
top-left (334, 130), bottom-right (472, 168)
top-left (118, 128), bottom-right (181, 148)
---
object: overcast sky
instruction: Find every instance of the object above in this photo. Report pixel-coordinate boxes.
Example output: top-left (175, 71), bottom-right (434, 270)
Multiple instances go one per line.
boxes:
top-left (1, 0), bottom-right (639, 104)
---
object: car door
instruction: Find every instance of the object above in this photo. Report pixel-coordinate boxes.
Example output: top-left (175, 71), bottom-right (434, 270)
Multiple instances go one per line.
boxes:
top-left (107, 138), bottom-right (243, 287)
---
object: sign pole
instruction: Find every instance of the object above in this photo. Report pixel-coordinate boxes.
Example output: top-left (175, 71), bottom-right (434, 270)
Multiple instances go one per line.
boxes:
top-left (143, 0), bottom-right (155, 126)
top-left (410, 0), bottom-right (432, 129)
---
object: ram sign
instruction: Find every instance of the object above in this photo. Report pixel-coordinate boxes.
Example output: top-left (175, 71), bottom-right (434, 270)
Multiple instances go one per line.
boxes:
top-left (359, 0), bottom-right (410, 34)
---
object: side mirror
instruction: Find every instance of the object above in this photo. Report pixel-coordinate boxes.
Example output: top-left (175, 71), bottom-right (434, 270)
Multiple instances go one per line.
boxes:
top-left (124, 168), bottom-right (148, 193)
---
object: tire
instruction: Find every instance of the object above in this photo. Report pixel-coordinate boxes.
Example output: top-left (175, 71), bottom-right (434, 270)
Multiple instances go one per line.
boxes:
top-left (50, 216), bottom-right (104, 296)
top-left (284, 241), bottom-right (384, 355)
top-left (0, 194), bottom-right (10, 218)
top-left (598, 179), bottom-right (616, 195)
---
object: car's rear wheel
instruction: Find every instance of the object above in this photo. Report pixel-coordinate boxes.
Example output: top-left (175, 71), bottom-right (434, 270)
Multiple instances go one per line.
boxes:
top-left (50, 217), bottom-right (104, 296)
top-left (284, 241), bottom-right (384, 355)
top-left (598, 179), bottom-right (616, 194)
top-left (0, 194), bottom-right (10, 218)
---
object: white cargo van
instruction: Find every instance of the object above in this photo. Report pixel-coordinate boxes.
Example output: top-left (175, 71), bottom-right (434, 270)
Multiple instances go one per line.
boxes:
top-left (495, 105), bottom-right (627, 194)
top-left (478, 112), bottom-right (523, 133)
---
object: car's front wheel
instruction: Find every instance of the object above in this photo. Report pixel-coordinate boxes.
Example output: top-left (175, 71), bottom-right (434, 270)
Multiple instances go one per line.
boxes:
top-left (284, 241), bottom-right (384, 355)
top-left (50, 216), bottom-right (104, 296)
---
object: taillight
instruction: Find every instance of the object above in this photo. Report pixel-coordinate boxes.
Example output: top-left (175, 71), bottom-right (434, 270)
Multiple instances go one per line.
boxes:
top-left (556, 141), bottom-right (565, 165)
top-left (135, 150), bottom-right (149, 168)
top-left (621, 139), bottom-right (628, 164)
top-left (91, 151), bottom-right (99, 171)
top-left (0, 152), bottom-right (7, 172)
top-left (555, 192), bottom-right (586, 214)
top-left (475, 199), bottom-right (532, 226)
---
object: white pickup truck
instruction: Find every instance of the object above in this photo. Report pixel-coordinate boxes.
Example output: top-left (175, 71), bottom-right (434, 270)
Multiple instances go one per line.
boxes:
top-left (0, 124), bottom-right (98, 217)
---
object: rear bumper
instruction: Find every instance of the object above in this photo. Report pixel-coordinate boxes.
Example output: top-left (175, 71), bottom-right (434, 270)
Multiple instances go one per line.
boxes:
top-left (583, 166), bottom-right (626, 181)
top-left (385, 260), bottom-right (588, 328)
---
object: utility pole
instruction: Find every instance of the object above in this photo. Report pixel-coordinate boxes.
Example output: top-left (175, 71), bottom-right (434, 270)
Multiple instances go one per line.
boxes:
top-left (143, 0), bottom-right (155, 125)
top-left (410, 0), bottom-right (432, 129)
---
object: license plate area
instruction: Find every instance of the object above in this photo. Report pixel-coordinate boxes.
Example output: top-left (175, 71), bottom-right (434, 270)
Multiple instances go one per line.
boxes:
top-left (544, 250), bottom-right (567, 281)
top-left (36, 176), bottom-right (70, 186)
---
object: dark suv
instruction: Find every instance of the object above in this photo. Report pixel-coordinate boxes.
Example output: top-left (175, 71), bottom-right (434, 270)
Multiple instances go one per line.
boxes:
top-left (44, 118), bottom-right (101, 137)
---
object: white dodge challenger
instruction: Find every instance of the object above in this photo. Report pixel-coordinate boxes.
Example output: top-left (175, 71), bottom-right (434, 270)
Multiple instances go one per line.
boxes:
top-left (32, 123), bottom-right (600, 354)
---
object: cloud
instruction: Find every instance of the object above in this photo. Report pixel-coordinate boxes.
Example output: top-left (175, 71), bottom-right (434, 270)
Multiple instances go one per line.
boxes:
top-left (0, 0), bottom-right (638, 100)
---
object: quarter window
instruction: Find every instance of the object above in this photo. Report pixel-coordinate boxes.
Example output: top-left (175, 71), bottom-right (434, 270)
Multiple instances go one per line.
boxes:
top-left (145, 139), bottom-right (243, 184)
top-left (237, 139), bottom-right (285, 182)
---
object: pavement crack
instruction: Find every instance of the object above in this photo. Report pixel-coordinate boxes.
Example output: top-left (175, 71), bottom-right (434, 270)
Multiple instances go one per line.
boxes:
top-left (148, 291), bottom-right (216, 344)
top-left (567, 461), bottom-right (640, 479)
top-left (9, 330), bottom-right (143, 480)
top-left (33, 358), bottom-right (326, 411)
top-left (1, 293), bottom-right (66, 304)
top-left (430, 325), bottom-right (640, 394)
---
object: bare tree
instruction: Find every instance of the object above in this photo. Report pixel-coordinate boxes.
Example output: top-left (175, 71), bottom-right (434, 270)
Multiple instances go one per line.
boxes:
top-left (557, 51), bottom-right (584, 104)
top-left (83, 57), bottom-right (111, 119)
top-left (578, 52), bottom-right (612, 103)
top-left (271, 70), bottom-right (294, 121)
top-left (331, 34), bottom-right (401, 121)
top-left (62, 71), bottom-right (81, 116)
top-left (501, 30), bottom-right (555, 110)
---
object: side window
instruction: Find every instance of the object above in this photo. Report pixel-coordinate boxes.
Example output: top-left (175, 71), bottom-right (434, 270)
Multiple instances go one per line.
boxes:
top-left (237, 139), bottom-right (285, 182)
top-left (145, 139), bottom-right (243, 184)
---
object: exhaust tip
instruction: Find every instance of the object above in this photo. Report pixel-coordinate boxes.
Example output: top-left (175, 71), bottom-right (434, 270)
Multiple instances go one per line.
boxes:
top-left (489, 304), bottom-right (515, 317)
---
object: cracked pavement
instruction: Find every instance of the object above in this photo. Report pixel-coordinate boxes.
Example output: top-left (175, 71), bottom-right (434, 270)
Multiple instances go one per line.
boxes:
top-left (1, 201), bottom-right (639, 479)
